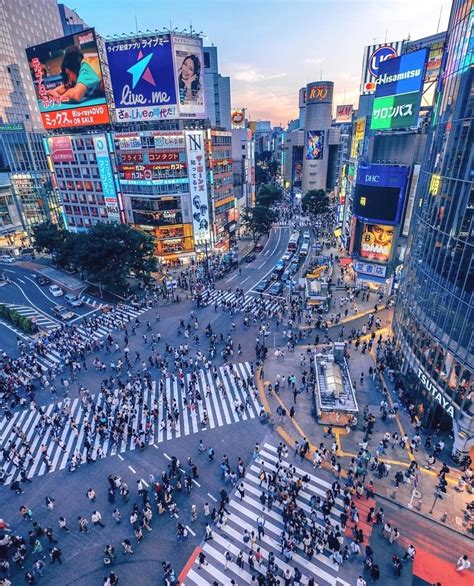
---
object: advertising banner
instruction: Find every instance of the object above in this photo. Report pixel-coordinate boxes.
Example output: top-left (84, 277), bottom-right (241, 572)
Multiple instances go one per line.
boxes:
top-left (106, 34), bottom-right (177, 122)
top-left (231, 108), bottom-right (246, 129)
top-left (93, 136), bottom-right (120, 222)
top-left (335, 104), bottom-right (353, 123)
top-left (353, 260), bottom-right (387, 278)
top-left (26, 29), bottom-right (110, 129)
top-left (152, 132), bottom-right (185, 149)
top-left (173, 36), bottom-right (206, 118)
top-left (114, 135), bottom-right (142, 150)
top-left (360, 41), bottom-right (403, 95)
top-left (118, 162), bottom-right (185, 181)
top-left (305, 131), bottom-right (324, 160)
top-left (359, 223), bottom-right (394, 263)
top-left (350, 117), bottom-right (366, 159)
top-left (354, 163), bottom-right (409, 224)
top-left (184, 130), bottom-right (210, 243)
top-left (48, 136), bottom-right (74, 163)
top-left (371, 49), bottom-right (428, 130)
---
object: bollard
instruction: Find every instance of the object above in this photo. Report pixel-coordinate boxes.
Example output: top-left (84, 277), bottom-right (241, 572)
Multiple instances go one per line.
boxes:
top-left (391, 487), bottom-right (398, 500)
top-left (415, 500), bottom-right (422, 511)
top-left (440, 512), bottom-right (448, 522)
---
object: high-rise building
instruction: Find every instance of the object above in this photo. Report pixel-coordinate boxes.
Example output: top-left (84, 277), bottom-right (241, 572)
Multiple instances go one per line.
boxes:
top-left (302, 81), bottom-right (333, 193)
top-left (0, 0), bottom-right (64, 243)
top-left (58, 3), bottom-right (89, 36)
top-left (203, 46), bottom-right (231, 129)
top-left (393, 0), bottom-right (473, 458)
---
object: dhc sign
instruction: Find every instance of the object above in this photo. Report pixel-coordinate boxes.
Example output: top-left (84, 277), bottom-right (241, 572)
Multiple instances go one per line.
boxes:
top-left (417, 368), bottom-right (455, 418)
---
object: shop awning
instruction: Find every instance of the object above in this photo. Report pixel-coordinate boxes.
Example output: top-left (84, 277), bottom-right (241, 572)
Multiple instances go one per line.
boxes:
top-left (339, 257), bottom-right (352, 267)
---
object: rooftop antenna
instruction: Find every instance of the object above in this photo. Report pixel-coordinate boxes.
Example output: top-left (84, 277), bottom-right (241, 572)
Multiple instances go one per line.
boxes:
top-left (190, 21), bottom-right (193, 35)
top-left (343, 88), bottom-right (346, 103)
top-left (384, 29), bottom-right (388, 43)
top-left (320, 67), bottom-right (322, 81)
top-left (135, 14), bottom-right (138, 33)
top-left (436, 5), bottom-right (443, 33)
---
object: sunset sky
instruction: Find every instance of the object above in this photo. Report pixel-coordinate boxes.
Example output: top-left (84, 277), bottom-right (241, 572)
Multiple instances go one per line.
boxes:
top-left (73, 0), bottom-right (451, 125)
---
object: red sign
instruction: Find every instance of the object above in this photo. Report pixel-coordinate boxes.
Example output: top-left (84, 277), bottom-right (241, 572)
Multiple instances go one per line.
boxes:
top-left (121, 153), bottom-right (143, 163)
top-left (48, 136), bottom-right (74, 162)
top-left (149, 152), bottom-right (180, 162)
top-left (41, 105), bottom-right (109, 129)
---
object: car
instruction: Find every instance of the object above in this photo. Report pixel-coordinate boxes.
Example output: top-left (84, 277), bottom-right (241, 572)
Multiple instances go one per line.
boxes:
top-left (282, 252), bottom-right (292, 261)
top-left (52, 305), bottom-right (75, 321)
top-left (0, 255), bottom-right (16, 263)
top-left (244, 252), bottom-right (256, 263)
top-left (254, 244), bottom-right (263, 252)
top-left (303, 231), bottom-right (310, 241)
top-left (290, 262), bottom-right (299, 275)
top-left (49, 284), bottom-right (64, 297)
top-left (282, 269), bottom-right (291, 282)
top-left (255, 279), bottom-right (270, 292)
top-left (34, 274), bottom-right (51, 286)
top-left (269, 281), bottom-right (283, 296)
top-left (64, 293), bottom-right (83, 307)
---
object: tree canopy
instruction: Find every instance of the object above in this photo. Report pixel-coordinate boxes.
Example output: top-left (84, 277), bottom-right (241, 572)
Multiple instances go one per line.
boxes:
top-left (302, 189), bottom-right (330, 218)
top-left (256, 184), bottom-right (283, 207)
top-left (241, 205), bottom-right (278, 243)
top-left (32, 222), bottom-right (157, 294)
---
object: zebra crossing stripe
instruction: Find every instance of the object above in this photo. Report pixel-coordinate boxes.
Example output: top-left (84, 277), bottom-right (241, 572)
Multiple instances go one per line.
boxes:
top-left (187, 442), bottom-right (350, 586)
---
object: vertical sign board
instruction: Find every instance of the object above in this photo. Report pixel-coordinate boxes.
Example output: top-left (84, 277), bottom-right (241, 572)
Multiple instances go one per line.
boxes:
top-left (402, 164), bottom-right (421, 236)
top-left (185, 130), bottom-right (210, 243)
top-left (173, 36), bottom-right (206, 119)
top-left (93, 136), bottom-right (121, 222)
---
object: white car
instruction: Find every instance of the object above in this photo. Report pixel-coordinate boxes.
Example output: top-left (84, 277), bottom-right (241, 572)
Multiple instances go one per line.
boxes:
top-left (0, 255), bottom-right (16, 263)
top-left (282, 252), bottom-right (292, 261)
top-left (49, 284), bottom-right (64, 297)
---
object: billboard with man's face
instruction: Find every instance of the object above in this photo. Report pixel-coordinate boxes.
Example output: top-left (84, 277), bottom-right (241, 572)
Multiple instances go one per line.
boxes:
top-left (359, 223), bottom-right (394, 263)
top-left (26, 29), bottom-right (110, 129)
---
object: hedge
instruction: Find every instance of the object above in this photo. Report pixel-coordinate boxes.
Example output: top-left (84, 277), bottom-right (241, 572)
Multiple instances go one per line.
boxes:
top-left (0, 304), bottom-right (37, 335)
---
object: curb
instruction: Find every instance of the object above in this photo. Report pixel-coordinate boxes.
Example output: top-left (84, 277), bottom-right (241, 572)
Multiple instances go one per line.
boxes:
top-left (376, 491), bottom-right (472, 539)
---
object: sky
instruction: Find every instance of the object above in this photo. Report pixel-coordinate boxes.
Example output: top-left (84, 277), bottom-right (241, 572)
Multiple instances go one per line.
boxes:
top-left (71, 0), bottom-right (451, 125)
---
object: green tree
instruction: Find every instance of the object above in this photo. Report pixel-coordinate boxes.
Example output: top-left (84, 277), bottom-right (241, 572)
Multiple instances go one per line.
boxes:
top-left (241, 206), bottom-right (278, 243)
top-left (256, 184), bottom-right (283, 207)
top-left (32, 222), bottom-right (66, 256)
top-left (73, 223), bottom-right (157, 295)
top-left (302, 189), bottom-right (330, 218)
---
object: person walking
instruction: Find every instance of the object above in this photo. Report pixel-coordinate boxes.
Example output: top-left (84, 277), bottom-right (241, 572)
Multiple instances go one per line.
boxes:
top-left (256, 515), bottom-right (265, 540)
top-left (49, 546), bottom-right (62, 564)
top-left (92, 510), bottom-right (105, 528)
top-left (456, 555), bottom-right (471, 572)
top-left (403, 544), bottom-right (416, 561)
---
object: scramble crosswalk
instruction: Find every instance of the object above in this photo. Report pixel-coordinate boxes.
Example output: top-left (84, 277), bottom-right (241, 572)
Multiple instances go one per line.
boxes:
top-left (6, 304), bottom-right (59, 333)
top-left (0, 362), bottom-right (261, 484)
top-left (199, 288), bottom-right (285, 315)
top-left (185, 442), bottom-right (351, 586)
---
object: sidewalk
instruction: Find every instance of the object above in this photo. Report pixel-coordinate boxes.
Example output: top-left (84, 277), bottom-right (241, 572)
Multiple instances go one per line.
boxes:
top-left (258, 337), bottom-right (473, 538)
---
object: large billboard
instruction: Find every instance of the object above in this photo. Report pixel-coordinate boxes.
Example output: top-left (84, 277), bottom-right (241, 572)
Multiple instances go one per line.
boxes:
top-left (26, 29), bottom-right (110, 129)
top-left (359, 223), bottom-right (394, 263)
top-left (184, 130), bottom-right (210, 243)
top-left (93, 135), bottom-right (121, 222)
top-left (335, 104), bottom-right (353, 123)
top-left (106, 35), bottom-right (178, 122)
top-left (353, 163), bottom-right (409, 225)
top-left (173, 36), bottom-right (206, 118)
top-left (306, 82), bottom-right (333, 104)
top-left (231, 108), bottom-right (246, 129)
top-left (305, 131), bottom-right (324, 160)
top-left (360, 41), bottom-right (404, 95)
top-left (371, 49), bottom-right (428, 130)
top-left (47, 136), bottom-right (74, 163)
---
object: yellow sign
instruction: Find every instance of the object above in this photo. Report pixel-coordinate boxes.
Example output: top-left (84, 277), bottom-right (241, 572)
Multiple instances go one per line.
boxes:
top-left (350, 117), bottom-right (366, 159)
top-left (429, 173), bottom-right (441, 195)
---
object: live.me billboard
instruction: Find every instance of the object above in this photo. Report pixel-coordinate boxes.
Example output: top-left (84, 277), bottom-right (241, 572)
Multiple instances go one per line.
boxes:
top-left (371, 48), bottom-right (428, 130)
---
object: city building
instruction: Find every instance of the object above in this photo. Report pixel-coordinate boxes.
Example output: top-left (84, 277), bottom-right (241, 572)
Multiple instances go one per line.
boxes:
top-left (58, 3), bottom-right (89, 36)
top-left (231, 125), bottom-right (256, 212)
top-left (0, 172), bottom-right (23, 250)
top-left (203, 46), bottom-right (231, 130)
top-left (0, 0), bottom-right (64, 245)
top-left (302, 81), bottom-right (334, 193)
top-left (393, 0), bottom-right (473, 459)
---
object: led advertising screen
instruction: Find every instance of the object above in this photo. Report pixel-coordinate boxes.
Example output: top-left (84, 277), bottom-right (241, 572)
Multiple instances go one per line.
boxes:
top-left (306, 82), bottom-right (333, 104)
top-left (173, 36), bottom-right (206, 118)
top-left (353, 163), bottom-right (409, 225)
top-left (371, 48), bottom-right (428, 130)
top-left (26, 29), bottom-right (110, 129)
top-left (359, 223), bottom-right (394, 263)
top-left (231, 108), bottom-right (246, 129)
top-left (305, 131), bottom-right (324, 160)
top-left (106, 35), bottom-right (178, 123)
top-left (93, 135), bottom-right (120, 222)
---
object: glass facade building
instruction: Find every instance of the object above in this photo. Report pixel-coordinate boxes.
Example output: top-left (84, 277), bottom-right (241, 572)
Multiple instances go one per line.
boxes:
top-left (393, 0), bottom-right (473, 458)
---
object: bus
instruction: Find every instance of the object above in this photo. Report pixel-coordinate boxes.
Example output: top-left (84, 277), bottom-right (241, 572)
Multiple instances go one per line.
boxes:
top-left (299, 242), bottom-right (309, 258)
top-left (287, 231), bottom-right (300, 252)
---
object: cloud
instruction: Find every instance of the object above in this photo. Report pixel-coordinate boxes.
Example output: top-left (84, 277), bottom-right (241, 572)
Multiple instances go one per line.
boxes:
top-left (304, 58), bottom-right (325, 65)
top-left (231, 86), bottom-right (295, 125)
top-left (230, 65), bottom-right (287, 83)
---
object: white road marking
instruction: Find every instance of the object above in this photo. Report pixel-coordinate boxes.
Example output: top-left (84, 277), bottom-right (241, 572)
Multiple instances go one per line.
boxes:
top-left (186, 525), bottom-right (196, 536)
top-left (207, 493), bottom-right (217, 502)
top-left (128, 465), bottom-right (136, 474)
top-left (117, 454), bottom-right (124, 461)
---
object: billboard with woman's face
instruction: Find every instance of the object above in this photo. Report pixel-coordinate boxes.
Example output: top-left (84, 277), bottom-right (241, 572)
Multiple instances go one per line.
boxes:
top-left (359, 223), bottom-right (394, 263)
top-left (172, 36), bottom-right (206, 118)
top-left (25, 29), bottom-right (109, 129)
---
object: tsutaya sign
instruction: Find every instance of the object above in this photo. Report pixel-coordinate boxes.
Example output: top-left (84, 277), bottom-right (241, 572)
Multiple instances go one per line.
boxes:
top-left (417, 366), bottom-right (455, 418)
